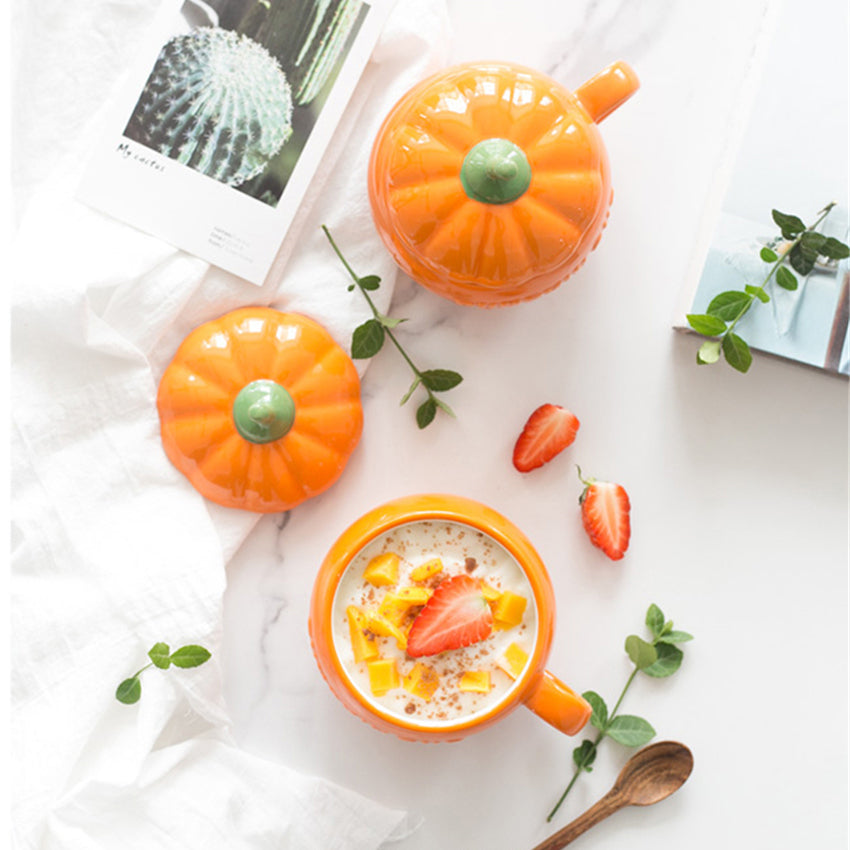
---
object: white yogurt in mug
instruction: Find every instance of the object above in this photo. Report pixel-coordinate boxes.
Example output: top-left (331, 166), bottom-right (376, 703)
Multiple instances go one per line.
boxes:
top-left (331, 520), bottom-right (538, 728)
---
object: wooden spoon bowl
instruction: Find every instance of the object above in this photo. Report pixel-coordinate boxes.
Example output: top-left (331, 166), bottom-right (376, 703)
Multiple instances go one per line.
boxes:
top-left (533, 741), bottom-right (694, 850)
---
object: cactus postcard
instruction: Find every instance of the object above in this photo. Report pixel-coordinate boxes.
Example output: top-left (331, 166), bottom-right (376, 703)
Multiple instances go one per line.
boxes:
top-left (78, 0), bottom-right (393, 284)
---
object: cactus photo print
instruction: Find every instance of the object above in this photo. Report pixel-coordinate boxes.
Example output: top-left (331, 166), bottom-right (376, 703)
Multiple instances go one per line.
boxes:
top-left (78, 0), bottom-right (392, 284)
top-left (125, 0), bottom-right (368, 205)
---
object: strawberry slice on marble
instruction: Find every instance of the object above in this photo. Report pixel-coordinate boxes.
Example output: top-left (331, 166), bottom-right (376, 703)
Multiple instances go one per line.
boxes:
top-left (578, 467), bottom-right (631, 560)
top-left (513, 404), bottom-right (580, 472)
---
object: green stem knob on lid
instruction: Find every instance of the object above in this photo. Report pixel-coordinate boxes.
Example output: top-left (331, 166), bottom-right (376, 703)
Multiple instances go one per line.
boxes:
top-left (233, 379), bottom-right (295, 444)
top-left (460, 138), bottom-right (532, 204)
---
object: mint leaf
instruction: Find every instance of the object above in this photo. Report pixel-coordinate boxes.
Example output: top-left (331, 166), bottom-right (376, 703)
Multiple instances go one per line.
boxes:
top-left (546, 603), bottom-right (693, 823)
top-left (772, 209), bottom-right (805, 238)
top-left (745, 285), bottom-right (769, 303)
top-left (625, 635), bottom-right (657, 670)
top-left (323, 226), bottom-right (463, 429)
top-left (697, 339), bottom-right (721, 365)
top-left (433, 397), bottom-right (456, 418)
top-left (643, 642), bottom-right (684, 678)
top-left (788, 244), bottom-right (815, 276)
top-left (170, 645), bottom-right (212, 669)
top-left (379, 315), bottom-right (408, 329)
top-left (645, 604), bottom-right (665, 637)
top-left (821, 236), bottom-right (850, 260)
top-left (759, 246), bottom-right (778, 262)
top-left (656, 630), bottom-right (694, 645)
top-left (416, 398), bottom-right (437, 429)
top-left (606, 715), bottom-right (656, 747)
top-left (572, 739), bottom-right (597, 772)
top-left (420, 369), bottom-right (463, 392)
top-left (800, 231), bottom-right (825, 255)
top-left (686, 313), bottom-right (726, 337)
top-left (399, 377), bottom-right (421, 406)
top-left (351, 319), bottom-right (385, 359)
top-left (148, 642), bottom-right (171, 669)
top-left (116, 677), bottom-right (141, 704)
top-left (800, 231), bottom-right (826, 253)
top-left (775, 266), bottom-right (798, 290)
top-left (582, 690), bottom-right (608, 730)
top-left (722, 333), bottom-right (752, 372)
top-left (788, 249), bottom-right (814, 276)
top-left (358, 275), bottom-right (381, 291)
top-left (707, 290), bottom-right (751, 321)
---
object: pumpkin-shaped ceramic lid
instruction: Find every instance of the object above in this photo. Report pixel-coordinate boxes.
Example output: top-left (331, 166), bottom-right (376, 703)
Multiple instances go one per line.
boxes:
top-left (157, 307), bottom-right (363, 513)
top-left (368, 61), bottom-right (639, 307)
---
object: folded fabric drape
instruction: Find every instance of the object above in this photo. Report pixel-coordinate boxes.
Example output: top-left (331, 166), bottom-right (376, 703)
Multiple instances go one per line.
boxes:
top-left (11, 0), bottom-right (450, 846)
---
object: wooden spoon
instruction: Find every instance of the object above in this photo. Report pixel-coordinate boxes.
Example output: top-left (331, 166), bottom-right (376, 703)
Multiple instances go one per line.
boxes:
top-left (532, 741), bottom-right (694, 850)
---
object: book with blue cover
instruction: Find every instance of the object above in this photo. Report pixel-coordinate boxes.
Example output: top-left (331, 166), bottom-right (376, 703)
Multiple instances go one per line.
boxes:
top-left (676, 0), bottom-right (849, 376)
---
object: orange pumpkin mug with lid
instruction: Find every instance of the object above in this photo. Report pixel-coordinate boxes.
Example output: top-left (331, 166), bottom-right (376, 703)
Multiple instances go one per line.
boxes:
top-left (368, 61), bottom-right (639, 307)
top-left (309, 494), bottom-right (591, 742)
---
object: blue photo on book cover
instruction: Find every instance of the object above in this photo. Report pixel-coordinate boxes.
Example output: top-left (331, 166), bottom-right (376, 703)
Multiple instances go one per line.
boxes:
top-left (692, 207), bottom-right (849, 375)
top-left (680, 0), bottom-right (848, 376)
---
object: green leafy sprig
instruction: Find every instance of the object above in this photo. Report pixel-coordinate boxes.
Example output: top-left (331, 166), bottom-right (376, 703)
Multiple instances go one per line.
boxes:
top-left (322, 226), bottom-right (462, 428)
top-left (546, 604), bottom-right (692, 822)
top-left (687, 202), bottom-right (849, 372)
top-left (115, 642), bottom-right (212, 705)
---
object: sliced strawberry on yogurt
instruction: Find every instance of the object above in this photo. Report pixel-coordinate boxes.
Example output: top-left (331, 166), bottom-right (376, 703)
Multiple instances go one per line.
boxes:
top-left (406, 574), bottom-right (494, 657)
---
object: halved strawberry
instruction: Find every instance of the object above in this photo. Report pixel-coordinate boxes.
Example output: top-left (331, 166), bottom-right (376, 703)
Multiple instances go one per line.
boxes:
top-left (513, 404), bottom-right (580, 472)
top-left (406, 574), bottom-right (493, 657)
top-left (578, 467), bottom-right (631, 560)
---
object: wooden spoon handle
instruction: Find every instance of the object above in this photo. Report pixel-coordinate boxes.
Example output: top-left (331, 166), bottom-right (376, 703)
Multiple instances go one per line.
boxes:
top-left (532, 792), bottom-right (625, 850)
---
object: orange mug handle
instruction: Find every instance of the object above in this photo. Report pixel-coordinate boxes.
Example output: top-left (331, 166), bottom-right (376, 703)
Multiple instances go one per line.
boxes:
top-left (575, 61), bottom-right (640, 124)
top-left (525, 670), bottom-right (592, 735)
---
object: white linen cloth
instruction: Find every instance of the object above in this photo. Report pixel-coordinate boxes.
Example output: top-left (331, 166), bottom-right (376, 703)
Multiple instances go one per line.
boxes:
top-left (10, 0), bottom-right (450, 846)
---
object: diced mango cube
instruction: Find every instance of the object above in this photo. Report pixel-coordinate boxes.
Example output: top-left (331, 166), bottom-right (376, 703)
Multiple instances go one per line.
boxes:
top-left (367, 658), bottom-right (399, 696)
top-left (363, 552), bottom-right (400, 587)
top-left (458, 670), bottom-right (491, 693)
top-left (396, 585), bottom-right (433, 604)
top-left (491, 591), bottom-right (528, 629)
top-left (402, 662), bottom-right (440, 701)
top-left (480, 582), bottom-right (501, 602)
top-left (365, 611), bottom-right (408, 651)
top-left (410, 557), bottom-right (443, 582)
top-left (496, 642), bottom-right (529, 680)
top-left (377, 594), bottom-right (409, 626)
top-left (378, 586), bottom-right (433, 625)
top-left (347, 606), bottom-right (378, 663)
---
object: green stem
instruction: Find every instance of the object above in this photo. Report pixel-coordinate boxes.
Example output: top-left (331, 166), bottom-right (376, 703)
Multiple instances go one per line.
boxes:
top-left (321, 225), bottom-right (443, 411)
top-left (133, 663), bottom-right (154, 679)
top-left (725, 202), bottom-right (836, 336)
top-left (608, 667), bottom-right (639, 717)
top-left (546, 666), bottom-right (641, 822)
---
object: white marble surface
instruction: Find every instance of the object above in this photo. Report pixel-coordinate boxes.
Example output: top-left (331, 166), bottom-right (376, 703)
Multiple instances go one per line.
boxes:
top-left (218, 1), bottom-right (848, 849)
top-left (10, 0), bottom-right (847, 847)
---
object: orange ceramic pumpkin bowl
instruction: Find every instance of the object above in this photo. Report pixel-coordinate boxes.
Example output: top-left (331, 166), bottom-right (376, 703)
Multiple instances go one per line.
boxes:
top-left (368, 60), bottom-right (639, 307)
top-left (157, 307), bottom-right (363, 513)
top-left (309, 494), bottom-right (591, 742)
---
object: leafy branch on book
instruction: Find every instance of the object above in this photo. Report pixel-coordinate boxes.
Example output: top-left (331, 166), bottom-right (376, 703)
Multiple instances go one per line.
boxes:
top-left (686, 203), bottom-right (850, 372)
